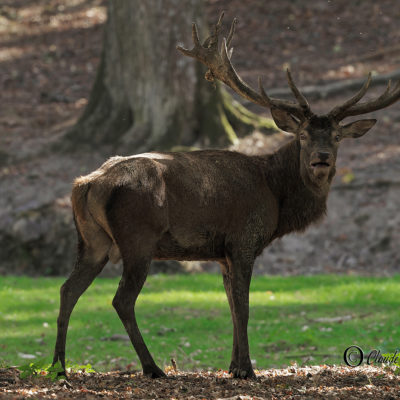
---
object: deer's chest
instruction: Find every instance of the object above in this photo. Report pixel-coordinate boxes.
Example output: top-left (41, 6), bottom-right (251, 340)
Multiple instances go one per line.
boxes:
top-left (274, 194), bottom-right (327, 239)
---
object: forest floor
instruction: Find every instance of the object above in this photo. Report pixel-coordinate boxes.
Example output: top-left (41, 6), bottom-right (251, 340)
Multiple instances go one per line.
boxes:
top-left (2, 365), bottom-right (400, 399)
top-left (1, 0), bottom-right (400, 398)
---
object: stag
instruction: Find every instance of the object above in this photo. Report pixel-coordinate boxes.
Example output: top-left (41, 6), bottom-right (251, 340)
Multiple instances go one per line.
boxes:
top-left (53, 13), bottom-right (400, 379)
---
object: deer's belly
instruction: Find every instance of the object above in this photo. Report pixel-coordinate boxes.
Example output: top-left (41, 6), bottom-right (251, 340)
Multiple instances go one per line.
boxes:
top-left (154, 230), bottom-right (225, 261)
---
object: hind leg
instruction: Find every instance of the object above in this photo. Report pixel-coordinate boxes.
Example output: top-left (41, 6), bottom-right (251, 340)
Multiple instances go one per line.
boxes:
top-left (112, 249), bottom-right (165, 377)
top-left (226, 252), bottom-right (255, 379)
top-left (107, 187), bottom-right (167, 377)
top-left (52, 235), bottom-right (108, 375)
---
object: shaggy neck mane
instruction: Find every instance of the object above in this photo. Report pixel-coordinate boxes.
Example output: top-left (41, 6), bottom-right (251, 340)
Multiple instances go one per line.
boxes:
top-left (262, 139), bottom-right (332, 239)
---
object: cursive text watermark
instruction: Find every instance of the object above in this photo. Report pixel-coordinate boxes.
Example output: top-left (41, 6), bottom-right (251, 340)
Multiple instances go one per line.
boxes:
top-left (344, 345), bottom-right (400, 367)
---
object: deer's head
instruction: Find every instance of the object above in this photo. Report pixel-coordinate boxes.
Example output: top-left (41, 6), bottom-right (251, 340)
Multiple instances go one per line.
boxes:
top-left (268, 71), bottom-right (382, 193)
top-left (177, 13), bottom-right (400, 194)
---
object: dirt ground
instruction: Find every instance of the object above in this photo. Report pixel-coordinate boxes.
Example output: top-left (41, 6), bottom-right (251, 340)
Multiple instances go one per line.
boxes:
top-left (2, 364), bottom-right (400, 399)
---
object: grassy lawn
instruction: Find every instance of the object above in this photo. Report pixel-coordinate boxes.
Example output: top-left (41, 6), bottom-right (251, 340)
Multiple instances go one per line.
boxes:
top-left (1, 274), bottom-right (399, 372)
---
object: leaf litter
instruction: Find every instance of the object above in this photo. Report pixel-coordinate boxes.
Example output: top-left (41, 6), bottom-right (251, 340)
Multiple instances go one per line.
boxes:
top-left (1, 364), bottom-right (400, 399)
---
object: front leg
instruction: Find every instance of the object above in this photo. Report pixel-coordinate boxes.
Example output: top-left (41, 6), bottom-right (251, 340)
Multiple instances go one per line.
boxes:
top-left (225, 252), bottom-right (256, 379)
top-left (220, 261), bottom-right (239, 373)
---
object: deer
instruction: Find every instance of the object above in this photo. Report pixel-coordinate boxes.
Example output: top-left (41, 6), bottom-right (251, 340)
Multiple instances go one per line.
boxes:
top-left (52, 13), bottom-right (400, 380)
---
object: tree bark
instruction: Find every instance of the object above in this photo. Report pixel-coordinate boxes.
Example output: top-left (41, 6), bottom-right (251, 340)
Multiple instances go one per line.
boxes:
top-left (63, 0), bottom-right (274, 153)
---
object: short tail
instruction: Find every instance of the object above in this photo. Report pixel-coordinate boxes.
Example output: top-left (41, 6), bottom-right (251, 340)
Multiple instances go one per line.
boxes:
top-left (71, 177), bottom-right (91, 226)
top-left (70, 176), bottom-right (121, 264)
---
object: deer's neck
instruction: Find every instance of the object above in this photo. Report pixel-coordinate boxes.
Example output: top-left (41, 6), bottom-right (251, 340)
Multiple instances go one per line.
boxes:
top-left (264, 139), bottom-right (333, 238)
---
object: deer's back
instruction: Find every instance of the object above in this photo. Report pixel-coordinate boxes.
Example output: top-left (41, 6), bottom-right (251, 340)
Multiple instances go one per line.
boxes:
top-left (78, 150), bottom-right (279, 261)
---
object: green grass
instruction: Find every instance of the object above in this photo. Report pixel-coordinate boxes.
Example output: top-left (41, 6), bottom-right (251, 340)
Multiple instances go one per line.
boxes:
top-left (1, 274), bottom-right (399, 372)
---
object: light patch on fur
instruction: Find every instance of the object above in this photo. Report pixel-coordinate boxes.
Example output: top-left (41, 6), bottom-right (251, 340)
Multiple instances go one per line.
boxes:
top-left (130, 152), bottom-right (173, 160)
top-left (74, 169), bottom-right (104, 186)
top-left (108, 243), bottom-right (121, 264)
top-left (75, 154), bottom-right (172, 187)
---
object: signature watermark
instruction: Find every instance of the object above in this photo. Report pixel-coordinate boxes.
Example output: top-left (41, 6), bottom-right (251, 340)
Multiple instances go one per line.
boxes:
top-left (344, 345), bottom-right (400, 368)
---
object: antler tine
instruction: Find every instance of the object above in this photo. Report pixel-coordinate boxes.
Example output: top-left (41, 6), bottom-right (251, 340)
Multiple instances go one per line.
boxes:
top-left (286, 68), bottom-right (311, 116)
top-left (258, 77), bottom-right (272, 107)
top-left (216, 11), bottom-right (224, 27)
top-left (191, 23), bottom-right (202, 49)
top-left (390, 79), bottom-right (400, 99)
top-left (226, 17), bottom-right (237, 48)
top-left (258, 76), bottom-right (307, 119)
top-left (380, 78), bottom-right (400, 101)
top-left (203, 11), bottom-right (224, 49)
top-left (382, 79), bottom-right (392, 97)
top-left (364, 79), bottom-right (392, 105)
top-left (371, 79), bottom-right (394, 103)
top-left (176, 23), bottom-right (201, 58)
top-left (329, 73), bottom-right (372, 120)
top-left (329, 73), bottom-right (400, 120)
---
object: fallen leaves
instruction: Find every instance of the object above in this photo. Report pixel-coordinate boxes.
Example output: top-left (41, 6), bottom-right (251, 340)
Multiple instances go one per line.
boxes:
top-left (1, 364), bottom-right (400, 399)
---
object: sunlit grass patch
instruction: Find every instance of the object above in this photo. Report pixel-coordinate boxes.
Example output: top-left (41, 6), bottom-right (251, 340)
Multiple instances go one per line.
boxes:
top-left (1, 274), bottom-right (399, 372)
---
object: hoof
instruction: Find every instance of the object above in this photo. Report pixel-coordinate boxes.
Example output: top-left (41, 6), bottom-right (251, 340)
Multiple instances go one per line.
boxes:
top-left (57, 371), bottom-right (68, 379)
top-left (228, 362), bottom-right (238, 374)
top-left (232, 367), bottom-right (256, 379)
top-left (144, 366), bottom-right (166, 378)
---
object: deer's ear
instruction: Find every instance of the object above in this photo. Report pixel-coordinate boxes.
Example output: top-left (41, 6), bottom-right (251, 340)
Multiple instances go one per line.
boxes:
top-left (270, 108), bottom-right (300, 133)
top-left (341, 119), bottom-right (376, 139)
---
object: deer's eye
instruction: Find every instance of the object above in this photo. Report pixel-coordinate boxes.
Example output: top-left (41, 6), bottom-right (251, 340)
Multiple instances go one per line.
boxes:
top-left (335, 135), bottom-right (341, 142)
top-left (299, 133), bottom-right (306, 141)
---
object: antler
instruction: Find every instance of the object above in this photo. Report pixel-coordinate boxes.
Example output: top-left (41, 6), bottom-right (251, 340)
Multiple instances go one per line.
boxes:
top-left (177, 12), bottom-right (311, 120)
top-left (329, 73), bottom-right (400, 121)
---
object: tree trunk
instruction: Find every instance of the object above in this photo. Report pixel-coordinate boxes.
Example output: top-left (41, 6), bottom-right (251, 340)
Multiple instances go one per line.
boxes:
top-left (63, 0), bottom-right (274, 153)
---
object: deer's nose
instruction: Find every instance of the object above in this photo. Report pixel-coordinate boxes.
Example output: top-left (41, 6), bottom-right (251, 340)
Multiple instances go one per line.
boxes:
top-left (310, 151), bottom-right (333, 168)
top-left (317, 152), bottom-right (331, 162)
